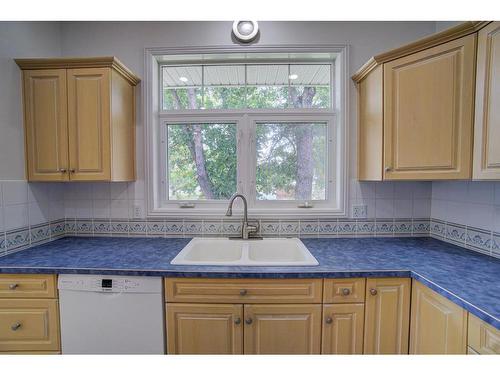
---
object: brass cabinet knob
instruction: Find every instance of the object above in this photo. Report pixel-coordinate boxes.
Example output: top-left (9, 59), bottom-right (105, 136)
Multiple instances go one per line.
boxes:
top-left (234, 317), bottom-right (241, 325)
top-left (69, 168), bottom-right (76, 173)
top-left (384, 167), bottom-right (392, 172)
top-left (245, 318), bottom-right (253, 325)
top-left (341, 288), bottom-right (351, 296)
top-left (9, 283), bottom-right (18, 290)
top-left (370, 288), bottom-right (378, 296)
top-left (325, 317), bottom-right (333, 324)
top-left (239, 289), bottom-right (248, 296)
top-left (11, 322), bottom-right (21, 331)
top-left (59, 168), bottom-right (67, 173)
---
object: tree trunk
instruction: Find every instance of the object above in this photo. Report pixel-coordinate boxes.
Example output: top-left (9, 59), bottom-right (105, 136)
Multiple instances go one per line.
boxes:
top-left (171, 89), bottom-right (215, 199)
top-left (290, 87), bottom-right (316, 200)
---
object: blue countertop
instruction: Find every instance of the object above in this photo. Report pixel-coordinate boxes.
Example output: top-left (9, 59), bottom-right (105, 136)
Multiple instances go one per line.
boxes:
top-left (0, 236), bottom-right (499, 329)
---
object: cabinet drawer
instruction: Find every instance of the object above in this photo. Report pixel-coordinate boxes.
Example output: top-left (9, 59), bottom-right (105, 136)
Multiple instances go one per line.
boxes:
top-left (0, 299), bottom-right (60, 352)
top-left (0, 274), bottom-right (57, 299)
top-left (165, 278), bottom-right (323, 304)
top-left (323, 278), bottom-right (365, 303)
top-left (468, 314), bottom-right (500, 354)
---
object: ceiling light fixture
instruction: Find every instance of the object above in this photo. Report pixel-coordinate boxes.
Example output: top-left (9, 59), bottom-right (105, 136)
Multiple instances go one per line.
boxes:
top-left (179, 76), bottom-right (188, 82)
top-left (232, 21), bottom-right (259, 43)
top-left (289, 74), bottom-right (298, 80)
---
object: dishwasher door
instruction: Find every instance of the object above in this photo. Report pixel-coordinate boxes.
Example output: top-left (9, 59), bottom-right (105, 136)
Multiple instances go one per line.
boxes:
top-left (58, 275), bottom-right (164, 354)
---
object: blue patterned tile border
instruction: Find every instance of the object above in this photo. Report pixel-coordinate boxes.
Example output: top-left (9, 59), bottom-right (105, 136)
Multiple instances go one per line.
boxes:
top-left (111, 221), bottom-right (129, 235)
top-left (166, 221), bottom-right (184, 236)
top-left (203, 220), bottom-right (222, 236)
top-left (184, 220), bottom-right (203, 236)
top-left (260, 220), bottom-right (280, 237)
top-left (412, 219), bottom-right (430, 235)
top-left (76, 220), bottom-right (93, 235)
top-left (430, 219), bottom-right (446, 239)
top-left (280, 221), bottom-right (299, 236)
top-left (147, 220), bottom-right (166, 237)
top-left (445, 223), bottom-right (466, 246)
top-left (129, 220), bottom-right (147, 236)
top-left (356, 220), bottom-right (375, 236)
top-left (319, 220), bottom-right (338, 237)
top-left (466, 228), bottom-right (492, 256)
top-left (93, 220), bottom-right (111, 235)
top-left (5, 228), bottom-right (30, 252)
top-left (395, 220), bottom-right (412, 236)
top-left (491, 232), bottom-right (499, 258)
top-left (51, 219), bottom-right (66, 238)
top-left (375, 220), bottom-right (394, 237)
top-left (30, 224), bottom-right (50, 244)
top-left (300, 220), bottom-right (319, 237)
top-left (338, 221), bottom-right (356, 237)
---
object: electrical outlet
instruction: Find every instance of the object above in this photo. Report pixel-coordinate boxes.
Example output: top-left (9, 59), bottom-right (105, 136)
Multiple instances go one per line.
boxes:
top-left (133, 204), bottom-right (143, 218)
top-left (352, 204), bottom-right (368, 219)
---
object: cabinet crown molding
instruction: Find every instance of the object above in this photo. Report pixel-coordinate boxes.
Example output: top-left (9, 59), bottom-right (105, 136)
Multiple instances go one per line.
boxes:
top-left (352, 21), bottom-right (491, 83)
top-left (14, 56), bottom-right (140, 86)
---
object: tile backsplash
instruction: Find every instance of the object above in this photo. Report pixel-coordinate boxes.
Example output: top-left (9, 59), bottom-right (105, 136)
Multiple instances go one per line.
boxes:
top-left (1, 179), bottom-right (499, 260)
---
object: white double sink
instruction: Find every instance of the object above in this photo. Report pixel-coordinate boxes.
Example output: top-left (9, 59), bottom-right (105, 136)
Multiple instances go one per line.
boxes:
top-left (171, 238), bottom-right (319, 266)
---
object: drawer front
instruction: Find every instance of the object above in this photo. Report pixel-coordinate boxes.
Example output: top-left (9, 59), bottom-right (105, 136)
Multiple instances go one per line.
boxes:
top-left (0, 299), bottom-right (60, 352)
top-left (468, 314), bottom-right (500, 354)
top-left (323, 278), bottom-right (365, 303)
top-left (0, 275), bottom-right (57, 299)
top-left (165, 278), bottom-right (323, 304)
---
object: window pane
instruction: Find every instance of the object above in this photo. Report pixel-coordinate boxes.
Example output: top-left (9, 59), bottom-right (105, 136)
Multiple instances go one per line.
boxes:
top-left (288, 65), bottom-right (331, 109)
top-left (162, 66), bottom-right (203, 110)
top-left (246, 65), bottom-right (289, 109)
top-left (203, 65), bottom-right (246, 109)
top-left (167, 123), bottom-right (237, 200)
top-left (256, 122), bottom-right (327, 201)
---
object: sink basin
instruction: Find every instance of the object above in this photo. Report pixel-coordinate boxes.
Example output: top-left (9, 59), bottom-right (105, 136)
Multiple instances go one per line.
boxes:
top-left (171, 238), bottom-right (319, 266)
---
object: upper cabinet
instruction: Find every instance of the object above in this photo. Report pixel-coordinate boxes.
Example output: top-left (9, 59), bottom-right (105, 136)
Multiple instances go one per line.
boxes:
top-left (354, 22), bottom-right (494, 181)
top-left (473, 22), bottom-right (500, 179)
top-left (16, 57), bottom-right (140, 182)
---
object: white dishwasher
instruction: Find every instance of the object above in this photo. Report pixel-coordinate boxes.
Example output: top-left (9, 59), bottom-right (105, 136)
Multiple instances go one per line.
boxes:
top-left (58, 274), bottom-right (164, 354)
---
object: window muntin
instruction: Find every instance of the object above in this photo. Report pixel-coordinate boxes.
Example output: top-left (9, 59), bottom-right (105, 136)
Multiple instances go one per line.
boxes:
top-left (161, 63), bottom-right (332, 111)
top-left (166, 123), bottom-right (237, 201)
top-left (255, 122), bottom-right (327, 201)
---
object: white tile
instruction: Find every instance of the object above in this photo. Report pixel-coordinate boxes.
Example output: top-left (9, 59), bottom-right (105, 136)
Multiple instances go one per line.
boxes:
top-left (447, 181), bottom-right (468, 202)
top-left (349, 179), bottom-right (360, 199)
top-left (358, 182), bottom-right (376, 200)
top-left (393, 182), bottom-right (413, 199)
top-left (494, 182), bottom-right (500, 206)
top-left (375, 198), bottom-right (394, 218)
top-left (2, 181), bottom-right (28, 205)
top-left (375, 182), bottom-right (394, 199)
top-left (430, 199), bottom-right (447, 221)
top-left (28, 183), bottom-right (49, 204)
top-left (466, 203), bottom-right (494, 231)
top-left (4, 204), bottom-right (29, 231)
top-left (92, 182), bottom-right (111, 200)
top-left (110, 199), bottom-right (130, 219)
top-left (29, 201), bottom-right (49, 226)
top-left (74, 200), bottom-right (93, 219)
top-left (111, 182), bottom-right (129, 200)
top-left (65, 183), bottom-right (92, 200)
top-left (467, 181), bottom-right (495, 204)
top-left (447, 201), bottom-right (468, 226)
top-left (413, 198), bottom-right (431, 219)
top-left (0, 205), bottom-right (4, 232)
top-left (413, 182), bottom-right (432, 199)
top-left (64, 202), bottom-right (76, 219)
top-left (128, 180), bottom-right (145, 200)
top-left (394, 199), bottom-right (412, 218)
top-left (493, 206), bottom-right (500, 233)
top-left (93, 200), bottom-right (111, 219)
top-left (48, 183), bottom-right (65, 202)
top-left (432, 181), bottom-right (452, 200)
top-left (49, 200), bottom-right (65, 221)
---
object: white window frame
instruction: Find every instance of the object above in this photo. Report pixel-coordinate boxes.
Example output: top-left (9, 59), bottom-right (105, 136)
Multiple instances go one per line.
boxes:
top-left (144, 45), bottom-right (349, 218)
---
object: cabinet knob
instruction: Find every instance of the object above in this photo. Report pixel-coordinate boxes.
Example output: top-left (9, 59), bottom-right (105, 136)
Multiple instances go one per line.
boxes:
top-left (325, 317), bottom-right (333, 324)
top-left (9, 283), bottom-right (18, 290)
top-left (369, 288), bottom-right (378, 296)
top-left (245, 318), bottom-right (253, 325)
top-left (341, 288), bottom-right (351, 296)
top-left (59, 168), bottom-right (67, 173)
top-left (234, 317), bottom-right (241, 325)
top-left (69, 168), bottom-right (76, 173)
top-left (384, 167), bottom-right (392, 172)
top-left (11, 322), bottom-right (21, 331)
top-left (239, 289), bottom-right (248, 296)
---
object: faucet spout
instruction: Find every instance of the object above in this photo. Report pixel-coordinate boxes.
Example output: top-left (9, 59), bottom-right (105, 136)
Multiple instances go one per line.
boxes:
top-left (225, 194), bottom-right (257, 239)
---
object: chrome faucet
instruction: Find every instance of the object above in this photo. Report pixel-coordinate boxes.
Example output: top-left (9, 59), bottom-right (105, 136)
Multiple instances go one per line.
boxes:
top-left (225, 194), bottom-right (260, 240)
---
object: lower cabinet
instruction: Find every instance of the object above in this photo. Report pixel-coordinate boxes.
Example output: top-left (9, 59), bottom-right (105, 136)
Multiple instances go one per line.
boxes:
top-left (322, 303), bottom-right (364, 354)
top-left (244, 304), bottom-right (321, 354)
top-left (166, 303), bottom-right (321, 354)
top-left (409, 281), bottom-right (467, 354)
top-left (166, 303), bottom-right (243, 354)
top-left (467, 313), bottom-right (500, 354)
top-left (363, 278), bottom-right (411, 354)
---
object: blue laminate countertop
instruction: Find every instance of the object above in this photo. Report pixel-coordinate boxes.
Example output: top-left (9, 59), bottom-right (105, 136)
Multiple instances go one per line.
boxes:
top-left (0, 236), bottom-right (499, 329)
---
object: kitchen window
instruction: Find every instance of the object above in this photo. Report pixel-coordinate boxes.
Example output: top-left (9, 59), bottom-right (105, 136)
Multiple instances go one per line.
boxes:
top-left (146, 48), bottom-right (347, 217)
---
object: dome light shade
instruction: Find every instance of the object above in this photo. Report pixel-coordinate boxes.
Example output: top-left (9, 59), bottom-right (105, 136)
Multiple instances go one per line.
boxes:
top-left (232, 21), bottom-right (259, 42)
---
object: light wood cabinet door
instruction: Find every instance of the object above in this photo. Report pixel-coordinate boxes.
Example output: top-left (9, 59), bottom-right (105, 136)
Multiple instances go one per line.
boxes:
top-left (0, 274), bottom-right (57, 299)
top-left (67, 68), bottom-right (111, 181)
top-left (468, 313), bottom-right (500, 354)
top-left (322, 303), bottom-right (364, 354)
top-left (473, 22), bottom-right (500, 179)
top-left (0, 299), bottom-right (60, 352)
top-left (364, 278), bottom-right (411, 354)
top-left (166, 303), bottom-right (243, 354)
top-left (23, 69), bottom-right (69, 181)
top-left (383, 35), bottom-right (476, 180)
top-left (410, 281), bottom-right (467, 354)
top-left (244, 304), bottom-right (321, 354)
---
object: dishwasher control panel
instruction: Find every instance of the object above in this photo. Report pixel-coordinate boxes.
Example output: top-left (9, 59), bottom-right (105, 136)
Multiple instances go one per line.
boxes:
top-left (58, 274), bottom-right (162, 293)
